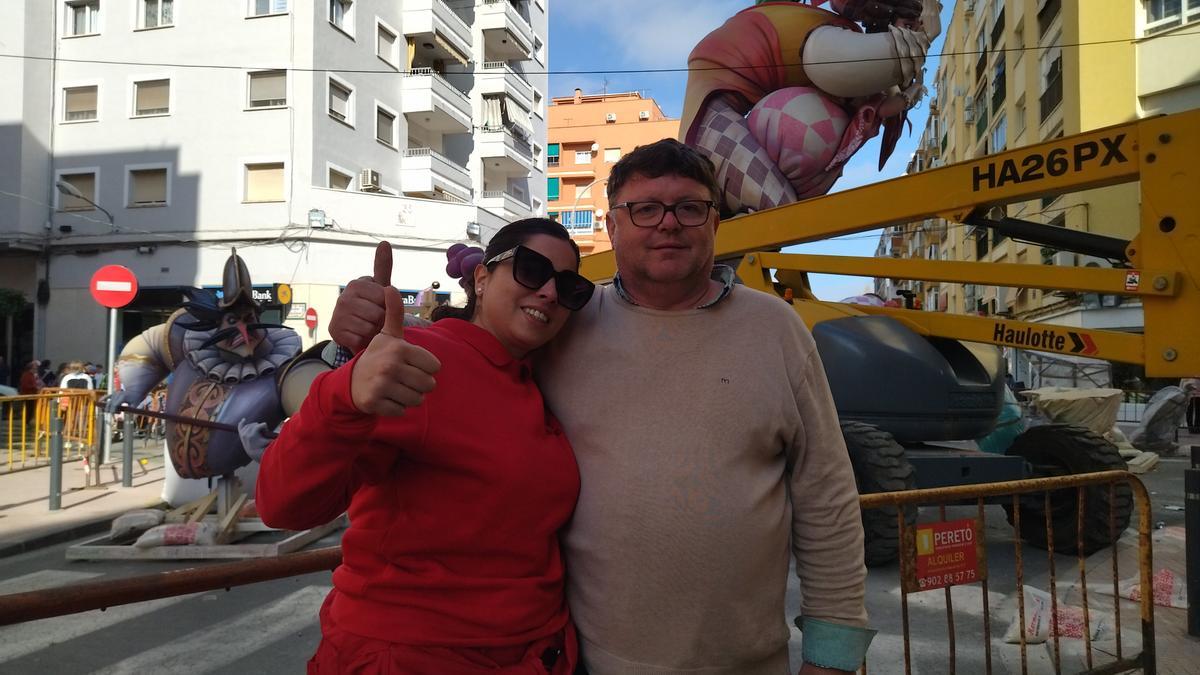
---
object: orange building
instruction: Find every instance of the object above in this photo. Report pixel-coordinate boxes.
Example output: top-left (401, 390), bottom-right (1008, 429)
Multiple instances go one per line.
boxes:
top-left (547, 89), bottom-right (679, 253)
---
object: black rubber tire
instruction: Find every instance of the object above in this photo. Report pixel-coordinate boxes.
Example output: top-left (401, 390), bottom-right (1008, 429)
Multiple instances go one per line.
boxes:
top-left (1002, 424), bottom-right (1133, 554)
top-left (842, 422), bottom-right (917, 567)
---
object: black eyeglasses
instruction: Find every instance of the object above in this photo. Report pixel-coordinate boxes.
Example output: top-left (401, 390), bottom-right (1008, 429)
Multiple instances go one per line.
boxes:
top-left (484, 245), bottom-right (595, 311)
top-left (610, 200), bottom-right (715, 228)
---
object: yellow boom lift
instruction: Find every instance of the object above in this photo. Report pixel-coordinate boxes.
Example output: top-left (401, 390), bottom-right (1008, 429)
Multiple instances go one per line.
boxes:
top-left (581, 108), bottom-right (1200, 564)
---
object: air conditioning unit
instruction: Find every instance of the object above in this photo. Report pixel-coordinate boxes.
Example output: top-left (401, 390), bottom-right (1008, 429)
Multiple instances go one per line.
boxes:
top-left (638, 110), bottom-right (650, 120)
top-left (359, 169), bottom-right (381, 191)
top-left (964, 96), bottom-right (975, 123)
top-left (605, 113), bottom-right (617, 123)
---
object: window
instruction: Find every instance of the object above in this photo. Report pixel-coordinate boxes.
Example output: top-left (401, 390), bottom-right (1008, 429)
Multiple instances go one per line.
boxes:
top-left (248, 70), bottom-right (286, 108)
top-left (1039, 42), bottom-right (1062, 121)
top-left (376, 106), bottom-right (396, 146)
top-left (547, 177), bottom-right (560, 201)
top-left (128, 167), bottom-right (167, 206)
top-left (546, 143), bottom-right (560, 166)
top-left (329, 79), bottom-right (352, 124)
top-left (65, 0), bottom-right (100, 36)
top-left (604, 147), bottom-right (621, 163)
top-left (57, 172), bottom-right (97, 211)
top-left (574, 150), bottom-right (592, 165)
top-left (250, 0), bottom-right (287, 16)
top-left (990, 113), bottom-right (1007, 153)
top-left (63, 86), bottom-right (98, 122)
top-left (245, 163), bottom-right (284, 202)
top-left (328, 168), bottom-right (352, 190)
top-left (560, 210), bottom-right (593, 232)
top-left (134, 79), bottom-right (170, 117)
top-left (547, 211), bottom-right (559, 222)
top-left (139, 0), bottom-right (172, 28)
top-left (329, 0), bottom-right (353, 33)
top-left (376, 23), bottom-right (398, 66)
top-left (1145, 0), bottom-right (1200, 33)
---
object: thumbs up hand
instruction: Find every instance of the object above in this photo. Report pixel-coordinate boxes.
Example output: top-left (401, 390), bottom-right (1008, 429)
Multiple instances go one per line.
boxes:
top-left (350, 286), bottom-right (442, 416)
top-left (330, 242), bottom-right (394, 354)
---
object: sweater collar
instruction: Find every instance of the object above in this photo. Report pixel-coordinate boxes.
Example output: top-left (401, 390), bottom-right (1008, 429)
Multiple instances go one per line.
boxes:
top-left (436, 318), bottom-right (529, 371)
top-left (612, 264), bottom-right (736, 309)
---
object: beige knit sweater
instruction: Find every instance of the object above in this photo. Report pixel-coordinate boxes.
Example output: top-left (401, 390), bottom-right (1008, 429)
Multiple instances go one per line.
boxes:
top-left (538, 284), bottom-right (867, 674)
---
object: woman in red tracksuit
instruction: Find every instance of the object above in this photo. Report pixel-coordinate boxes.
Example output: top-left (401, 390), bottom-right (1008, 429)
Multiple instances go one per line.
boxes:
top-left (256, 219), bottom-right (595, 674)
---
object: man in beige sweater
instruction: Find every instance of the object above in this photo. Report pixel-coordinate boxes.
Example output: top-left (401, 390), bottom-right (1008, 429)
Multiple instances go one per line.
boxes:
top-left (329, 140), bottom-right (873, 674)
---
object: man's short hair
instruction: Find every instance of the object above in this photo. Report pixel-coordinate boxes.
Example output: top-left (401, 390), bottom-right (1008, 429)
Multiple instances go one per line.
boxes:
top-left (606, 138), bottom-right (721, 204)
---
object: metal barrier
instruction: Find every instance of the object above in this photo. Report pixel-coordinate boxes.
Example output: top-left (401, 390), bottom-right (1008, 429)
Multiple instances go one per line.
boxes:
top-left (0, 472), bottom-right (1158, 675)
top-left (859, 470), bottom-right (1154, 675)
top-left (0, 390), bottom-right (99, 473)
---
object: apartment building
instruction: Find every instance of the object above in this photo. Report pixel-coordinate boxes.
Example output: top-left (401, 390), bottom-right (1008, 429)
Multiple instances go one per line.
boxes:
top-left (547, 89), bottom-right (679, 254)
top-left (0, 0), bottom-right (549, 365)
top-left (875, 0), bottom-right (1200, 381)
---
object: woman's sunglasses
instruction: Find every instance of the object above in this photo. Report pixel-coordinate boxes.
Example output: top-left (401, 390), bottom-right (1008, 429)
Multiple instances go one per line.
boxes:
top-left (484, 245), bottom-right (596, 311)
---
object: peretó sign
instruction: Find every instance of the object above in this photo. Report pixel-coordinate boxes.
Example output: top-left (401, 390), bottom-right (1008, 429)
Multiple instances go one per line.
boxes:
top-left (903, 518), bottom-right (987, 593)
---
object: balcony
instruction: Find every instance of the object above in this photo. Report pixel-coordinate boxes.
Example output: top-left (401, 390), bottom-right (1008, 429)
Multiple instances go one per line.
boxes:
top-left (1040, 74), bottom-right (1062, 122)
top-left (479, 124), bottom-right (534, 175)
top-left (480, 189), bottom-right (532, 220)
top-left (403, 0), bottom-right (472, 66)
top-left (1037, 0), bottom-right (1061, 37)
top-left (479, 62), bottom-right (535, 111)
top-left (401, 147), bottom-right (472, 202)
top-left (402, 68), bottom-right (472, 133)
top-left (990, 7), bottom-right (1005, 45)
top-left (479, 0), bottom-right (535, 61)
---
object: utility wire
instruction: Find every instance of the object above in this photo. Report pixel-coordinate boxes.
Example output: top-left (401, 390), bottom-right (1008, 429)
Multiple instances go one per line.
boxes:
top-left (0, 30), bottom-right (1195, 76)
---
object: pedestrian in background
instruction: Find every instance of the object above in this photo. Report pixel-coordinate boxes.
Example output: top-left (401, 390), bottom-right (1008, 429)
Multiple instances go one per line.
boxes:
top-left (19, 360), bottom-right (42, 395)
top-left (1182, 377), bottom-right (1200, 434)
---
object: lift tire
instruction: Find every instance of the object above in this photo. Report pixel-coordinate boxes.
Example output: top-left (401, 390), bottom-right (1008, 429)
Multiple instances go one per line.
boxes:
top-left (1002, 424), bottom-right (1133, 554)
top-left (842, 422), bottom-right (916, 567)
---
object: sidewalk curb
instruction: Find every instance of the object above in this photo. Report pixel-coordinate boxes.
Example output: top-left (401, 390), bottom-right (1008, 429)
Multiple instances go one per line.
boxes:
top-left (0, 500), bottom-right (168, 560)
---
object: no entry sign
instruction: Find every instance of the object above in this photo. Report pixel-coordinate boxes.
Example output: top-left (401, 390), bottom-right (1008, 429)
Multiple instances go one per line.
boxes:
top-left (90, 265), bottom-right (139, 308)
top-left (304, 307), bottom-right (318, 330)
top-left (903, 518), bottom-right (987, 593)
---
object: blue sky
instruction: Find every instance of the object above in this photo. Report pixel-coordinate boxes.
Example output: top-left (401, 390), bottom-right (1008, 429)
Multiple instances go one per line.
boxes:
top-left (550, 0), bottom-right (954, 300)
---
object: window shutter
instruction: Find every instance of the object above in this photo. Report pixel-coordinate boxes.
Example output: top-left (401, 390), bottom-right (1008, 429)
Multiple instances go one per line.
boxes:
top-left (60, 173), bottom-right (96, 210)
top-left (131, 169), bottom-right (167, 205)
top-left (547, 177), bottom-right (560, 201)
top-left (64, 86), bottom-right (98, 120)
top-left (330, 82), bottom-right (350, 120)
top-left (136, 80), bottom-right (170, 115)
top-left (250, 71), bottom-right (286, 106)
top-left (246, 163), bottom-right (284, 202)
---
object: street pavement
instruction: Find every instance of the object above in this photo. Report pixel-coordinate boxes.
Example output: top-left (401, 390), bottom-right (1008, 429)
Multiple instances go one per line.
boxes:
top-left (0, 437), bottom-right (1195, 673)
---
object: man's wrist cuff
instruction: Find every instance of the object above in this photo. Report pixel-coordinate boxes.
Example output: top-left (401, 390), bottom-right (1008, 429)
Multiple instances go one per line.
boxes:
top-left (799, 617), bottom-right (876, 672)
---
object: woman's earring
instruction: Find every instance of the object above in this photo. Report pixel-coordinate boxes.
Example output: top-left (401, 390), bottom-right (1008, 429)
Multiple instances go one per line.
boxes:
top-left (475, 287), bottom-right (482, 294)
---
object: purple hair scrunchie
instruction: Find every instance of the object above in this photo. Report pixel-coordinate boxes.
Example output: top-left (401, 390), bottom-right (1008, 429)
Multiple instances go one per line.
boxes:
top-left (446, 245), bottom-right (484, 284)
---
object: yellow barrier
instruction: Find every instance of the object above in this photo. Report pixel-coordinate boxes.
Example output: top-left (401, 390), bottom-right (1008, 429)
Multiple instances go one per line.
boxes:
top-left (1, 390), bottom-right (100, 472)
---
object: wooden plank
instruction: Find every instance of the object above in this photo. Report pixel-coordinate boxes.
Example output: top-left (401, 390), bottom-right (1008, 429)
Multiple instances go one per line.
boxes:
top-left (65, 516), bottom-right (348, 561)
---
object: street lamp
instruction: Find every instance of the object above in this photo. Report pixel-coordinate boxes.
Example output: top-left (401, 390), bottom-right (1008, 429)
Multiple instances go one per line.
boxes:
top-left (55, 180), bottom-right (115, 231)
top-left (572, 177), bottom-right (608, 231)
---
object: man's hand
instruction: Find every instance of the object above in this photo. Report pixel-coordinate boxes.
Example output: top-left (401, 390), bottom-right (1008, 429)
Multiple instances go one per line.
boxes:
top-left (349, 286), bottom-right (441, 416)
top-left (330, 241), bottom-right (393, 354)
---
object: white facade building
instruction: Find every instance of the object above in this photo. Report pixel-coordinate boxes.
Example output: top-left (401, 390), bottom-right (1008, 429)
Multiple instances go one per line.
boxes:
top-left (0, 0), bottom-right (548, 364)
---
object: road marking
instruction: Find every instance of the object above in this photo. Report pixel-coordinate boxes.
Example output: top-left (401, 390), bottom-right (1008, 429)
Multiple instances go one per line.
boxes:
top-left (0, 571), bottom-right (200, 663)
top-left (0, 569), bottom-right (100, 595)
top-left (92, 585), bottom-right (329, 675)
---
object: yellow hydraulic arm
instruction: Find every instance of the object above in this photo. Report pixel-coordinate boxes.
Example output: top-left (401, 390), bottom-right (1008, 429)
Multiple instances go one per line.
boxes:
top-left (580, 109), bottom-right (1200, 377)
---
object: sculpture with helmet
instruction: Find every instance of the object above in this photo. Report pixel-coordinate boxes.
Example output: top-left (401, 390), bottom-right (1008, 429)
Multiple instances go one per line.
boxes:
top-left (106, 249), bottom-right (331, 511)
